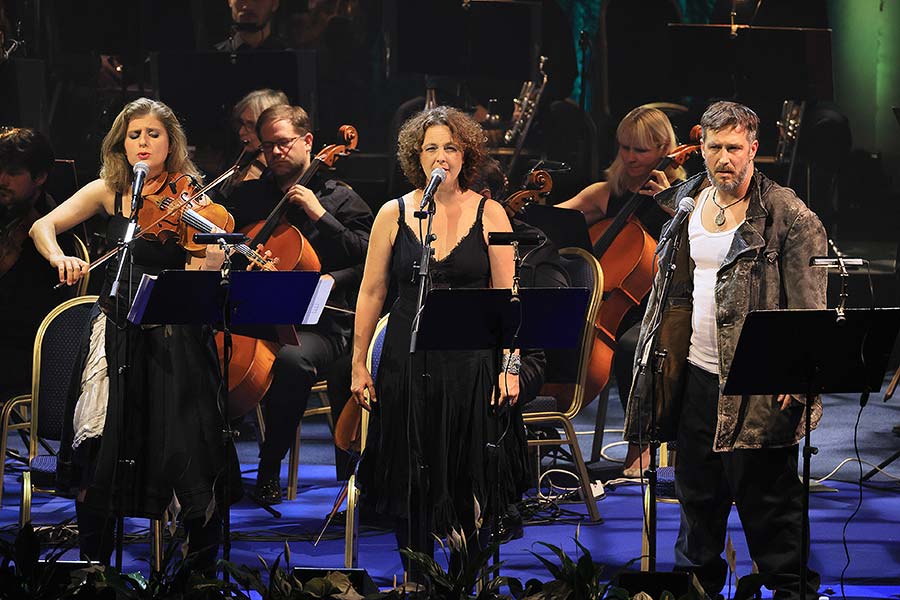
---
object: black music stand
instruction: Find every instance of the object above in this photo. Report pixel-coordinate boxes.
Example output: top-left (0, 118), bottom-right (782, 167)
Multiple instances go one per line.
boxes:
top-left (128, 269), bottom-right (322, 573)
top-left (723, 307), bottom-right (900, 596)
top-left (417, 287), bottom-right (590, 352)
top-left (416, 286), bottom-right (591, 572)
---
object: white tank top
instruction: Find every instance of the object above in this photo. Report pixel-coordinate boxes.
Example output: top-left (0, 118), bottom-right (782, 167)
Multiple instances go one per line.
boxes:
top-left (687, 187), bottom-right (742, 374)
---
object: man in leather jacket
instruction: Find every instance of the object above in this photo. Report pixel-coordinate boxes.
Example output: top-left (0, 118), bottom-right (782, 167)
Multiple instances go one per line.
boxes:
top-left (625, 101), bottom-right (826, 600)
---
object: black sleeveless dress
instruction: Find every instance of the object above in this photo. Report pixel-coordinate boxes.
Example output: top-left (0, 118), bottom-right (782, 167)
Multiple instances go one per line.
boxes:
top-left (57, 193), bottom-right (240, 519)
top-left (606, 189), bottom-right (671, 241)
top-left (358, 197), bottom-right (527, 535)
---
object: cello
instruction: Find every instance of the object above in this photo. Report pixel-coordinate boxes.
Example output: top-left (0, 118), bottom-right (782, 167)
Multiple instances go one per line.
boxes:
top-left (568, 131), bottom-right (702, 410)
top-left (220, 125), bottom-right (359, 418)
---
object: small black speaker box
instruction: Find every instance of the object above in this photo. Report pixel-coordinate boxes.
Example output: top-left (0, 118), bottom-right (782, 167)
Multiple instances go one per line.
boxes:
top-left (616, 571), bottom-right (703, 598)
top-left (292, 567), bottom-right (378, 595)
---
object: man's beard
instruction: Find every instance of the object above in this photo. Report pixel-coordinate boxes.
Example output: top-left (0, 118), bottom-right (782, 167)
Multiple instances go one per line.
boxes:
top-left (0, 197), bottom-right (30, 226)
top-left (705, 160), bottom-right (751, 195)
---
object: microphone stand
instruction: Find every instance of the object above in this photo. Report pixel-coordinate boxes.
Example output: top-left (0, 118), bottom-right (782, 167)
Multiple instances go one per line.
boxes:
top-left (214, 235), bottom-right (237, 582)
top-left (399, 193), bottom-right (437, 587)
top-left (109, 192), bottom-right (143, 298)
top-left (410, 197), bottom-right (437, 354)
top-left (111, 187), bottom-right (143, 571)
top-left (627, 217), bottom-right (685, 572)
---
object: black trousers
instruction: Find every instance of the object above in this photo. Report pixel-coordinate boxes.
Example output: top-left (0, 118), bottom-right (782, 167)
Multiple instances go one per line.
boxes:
top-left (674, 363), bottom-right (820, 600)
top-left (258, 331), bottom-right (346, 469)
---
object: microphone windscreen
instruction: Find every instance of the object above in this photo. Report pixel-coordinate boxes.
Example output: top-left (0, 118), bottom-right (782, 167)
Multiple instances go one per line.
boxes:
top-left (678, 196), bottom-right (695, 212)
top-left (133, 162), bottom-right (150, 176)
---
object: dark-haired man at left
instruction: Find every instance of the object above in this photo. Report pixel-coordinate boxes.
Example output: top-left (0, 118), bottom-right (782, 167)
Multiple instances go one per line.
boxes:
top-left (0, 128), bottom-right (77, 401)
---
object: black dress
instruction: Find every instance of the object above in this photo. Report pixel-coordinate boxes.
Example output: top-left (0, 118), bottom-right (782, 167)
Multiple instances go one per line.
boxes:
top-left (358, 197), bottom-right (527, 536)
top-left (57, 193), bottom-right (240, 520)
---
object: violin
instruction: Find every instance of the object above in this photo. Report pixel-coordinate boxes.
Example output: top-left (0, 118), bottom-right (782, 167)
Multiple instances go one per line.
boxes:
top-left (136, 171), bottom-right (236, 252)
top-left (501, 168), bottom-right (552, 219)
top-left (0, 207), bottom-right (40, 278)
top-left (65, 171), bottom-right (276, 289)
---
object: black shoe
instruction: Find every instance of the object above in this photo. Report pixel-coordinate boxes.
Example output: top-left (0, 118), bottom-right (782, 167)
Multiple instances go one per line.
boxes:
top-left (255, 475), bottom-right (283, 505)
top-left (492, 507), bottom-right (524, 544)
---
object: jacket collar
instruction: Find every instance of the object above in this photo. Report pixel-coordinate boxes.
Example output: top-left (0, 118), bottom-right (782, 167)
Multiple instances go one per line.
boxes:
top-left (721, 169), bottom-right (768, 270)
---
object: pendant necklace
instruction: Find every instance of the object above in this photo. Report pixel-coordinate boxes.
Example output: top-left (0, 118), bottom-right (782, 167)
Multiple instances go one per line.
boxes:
top-left (711, 189), bottom-right (748, 227)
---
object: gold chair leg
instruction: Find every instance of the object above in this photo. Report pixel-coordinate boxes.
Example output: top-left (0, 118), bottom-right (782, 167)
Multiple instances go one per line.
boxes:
top-left (0, 402), bottom-right (12, 508)
top-left (641, 485), bottom-right (650, 571)
top-left (286, 422), bottom-right (302, 501)
top-left (344, 473), bottom-right (358, 568)
top-left (19, 470), bottom-right (32, 528)
top-left (559, 417), bottom-right (601, 522)
top-left (255, 404), bottom-right (266, 442)
top-left (150, 518), bottom-right (163, 573)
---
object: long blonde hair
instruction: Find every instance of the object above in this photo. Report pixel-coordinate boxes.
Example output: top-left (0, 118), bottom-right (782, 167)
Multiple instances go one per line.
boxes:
top-left (606, 106), bottom-right (685, 196)
top-left (99, 98), bottom-right (201, 192)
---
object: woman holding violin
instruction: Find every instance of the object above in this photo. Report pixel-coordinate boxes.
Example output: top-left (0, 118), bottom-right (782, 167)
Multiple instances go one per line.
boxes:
top-left (29, 98), bottom-right (238, 567)
top-left (557, 105), bottom-right (687, 477)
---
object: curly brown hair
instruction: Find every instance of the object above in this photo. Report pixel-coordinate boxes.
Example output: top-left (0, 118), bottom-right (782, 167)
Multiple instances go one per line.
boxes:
top-left (396, 106), bottom-right (486, 191)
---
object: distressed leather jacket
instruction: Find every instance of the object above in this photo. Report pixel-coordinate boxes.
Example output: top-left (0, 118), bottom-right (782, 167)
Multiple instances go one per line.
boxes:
top-left (624, 170), bottom-right (827, 451)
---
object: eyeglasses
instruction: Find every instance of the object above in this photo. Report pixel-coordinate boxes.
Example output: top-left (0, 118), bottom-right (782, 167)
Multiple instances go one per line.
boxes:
top-left (259, 136), bottom-right (301, 153)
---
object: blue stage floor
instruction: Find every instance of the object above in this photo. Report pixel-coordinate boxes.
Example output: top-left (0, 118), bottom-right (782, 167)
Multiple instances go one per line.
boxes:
top-left (2, 384), bottom-right (900, 599)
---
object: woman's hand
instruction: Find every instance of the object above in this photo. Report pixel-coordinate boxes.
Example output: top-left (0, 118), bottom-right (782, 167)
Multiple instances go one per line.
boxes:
top-left (639, 169), bottom-right (671, 196)
top-left (351, 361), bottom-right (377, 411)
top-left (49, 254), bottom-right (89, 286)
top-left (495, 372), bottom-right (520, 407)
top-left (201, 244), bottom-right (226, 270)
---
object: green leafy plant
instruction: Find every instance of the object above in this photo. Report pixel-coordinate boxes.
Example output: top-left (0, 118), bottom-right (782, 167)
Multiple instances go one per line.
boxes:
top-left (0, 522), bottom-right (80, 599)
top-left (220, 542), bottom-right (366, 600)
top-left (399, 532), bottom-right (506, 600)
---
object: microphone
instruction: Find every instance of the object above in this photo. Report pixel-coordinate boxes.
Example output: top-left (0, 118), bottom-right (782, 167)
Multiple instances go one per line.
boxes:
top-left (419, 167), bottom-right (446, 211)
top-left (654, 197), bottom-right (694, 255)
top-left (488, 231), bottom-right (546, 246)
top-left (130, 162), bottom-right (150, 216)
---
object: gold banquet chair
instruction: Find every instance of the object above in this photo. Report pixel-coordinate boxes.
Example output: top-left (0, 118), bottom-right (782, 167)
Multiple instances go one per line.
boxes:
top-left (521, 247), bottom-right (604, 522)
top-left (0, 239), bottom-right (90, 503)
top-left (18, 296), bottom-right (97, 526)
top-left (71, 234), bottom-right (91, 297)
top-left (343, 314), bottom-right (389, 567)
top-left (17, 296), bottom-right (165, 569)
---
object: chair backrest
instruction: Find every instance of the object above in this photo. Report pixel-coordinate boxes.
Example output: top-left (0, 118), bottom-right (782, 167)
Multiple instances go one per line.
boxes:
top-left (542, 248), bottom-right (604, 419)
top-left (367, 314), bottom-right (389, 382)
top-left (31, 296), bottom-right (98, 453)
top-left (71, 234), bottom-right (91, 296)
top-left (359, 314), bottom-right (389, 453)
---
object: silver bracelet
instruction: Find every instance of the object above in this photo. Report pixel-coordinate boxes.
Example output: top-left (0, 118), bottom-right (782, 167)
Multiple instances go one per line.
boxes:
top-left (500, 352), bottom-right (521, 375)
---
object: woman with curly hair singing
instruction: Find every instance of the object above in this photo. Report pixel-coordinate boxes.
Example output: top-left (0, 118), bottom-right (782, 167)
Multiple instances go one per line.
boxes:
top-left (350, 106), bottom-right (526, 582)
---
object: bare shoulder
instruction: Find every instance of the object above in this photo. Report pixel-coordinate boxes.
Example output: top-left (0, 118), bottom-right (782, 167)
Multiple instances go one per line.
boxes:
top-left (375, 197), bottom-right (402, 220)
top-left (74, 178), bottom-right (117, 215)
top-left (480, 196), bottom-right (512, 231)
